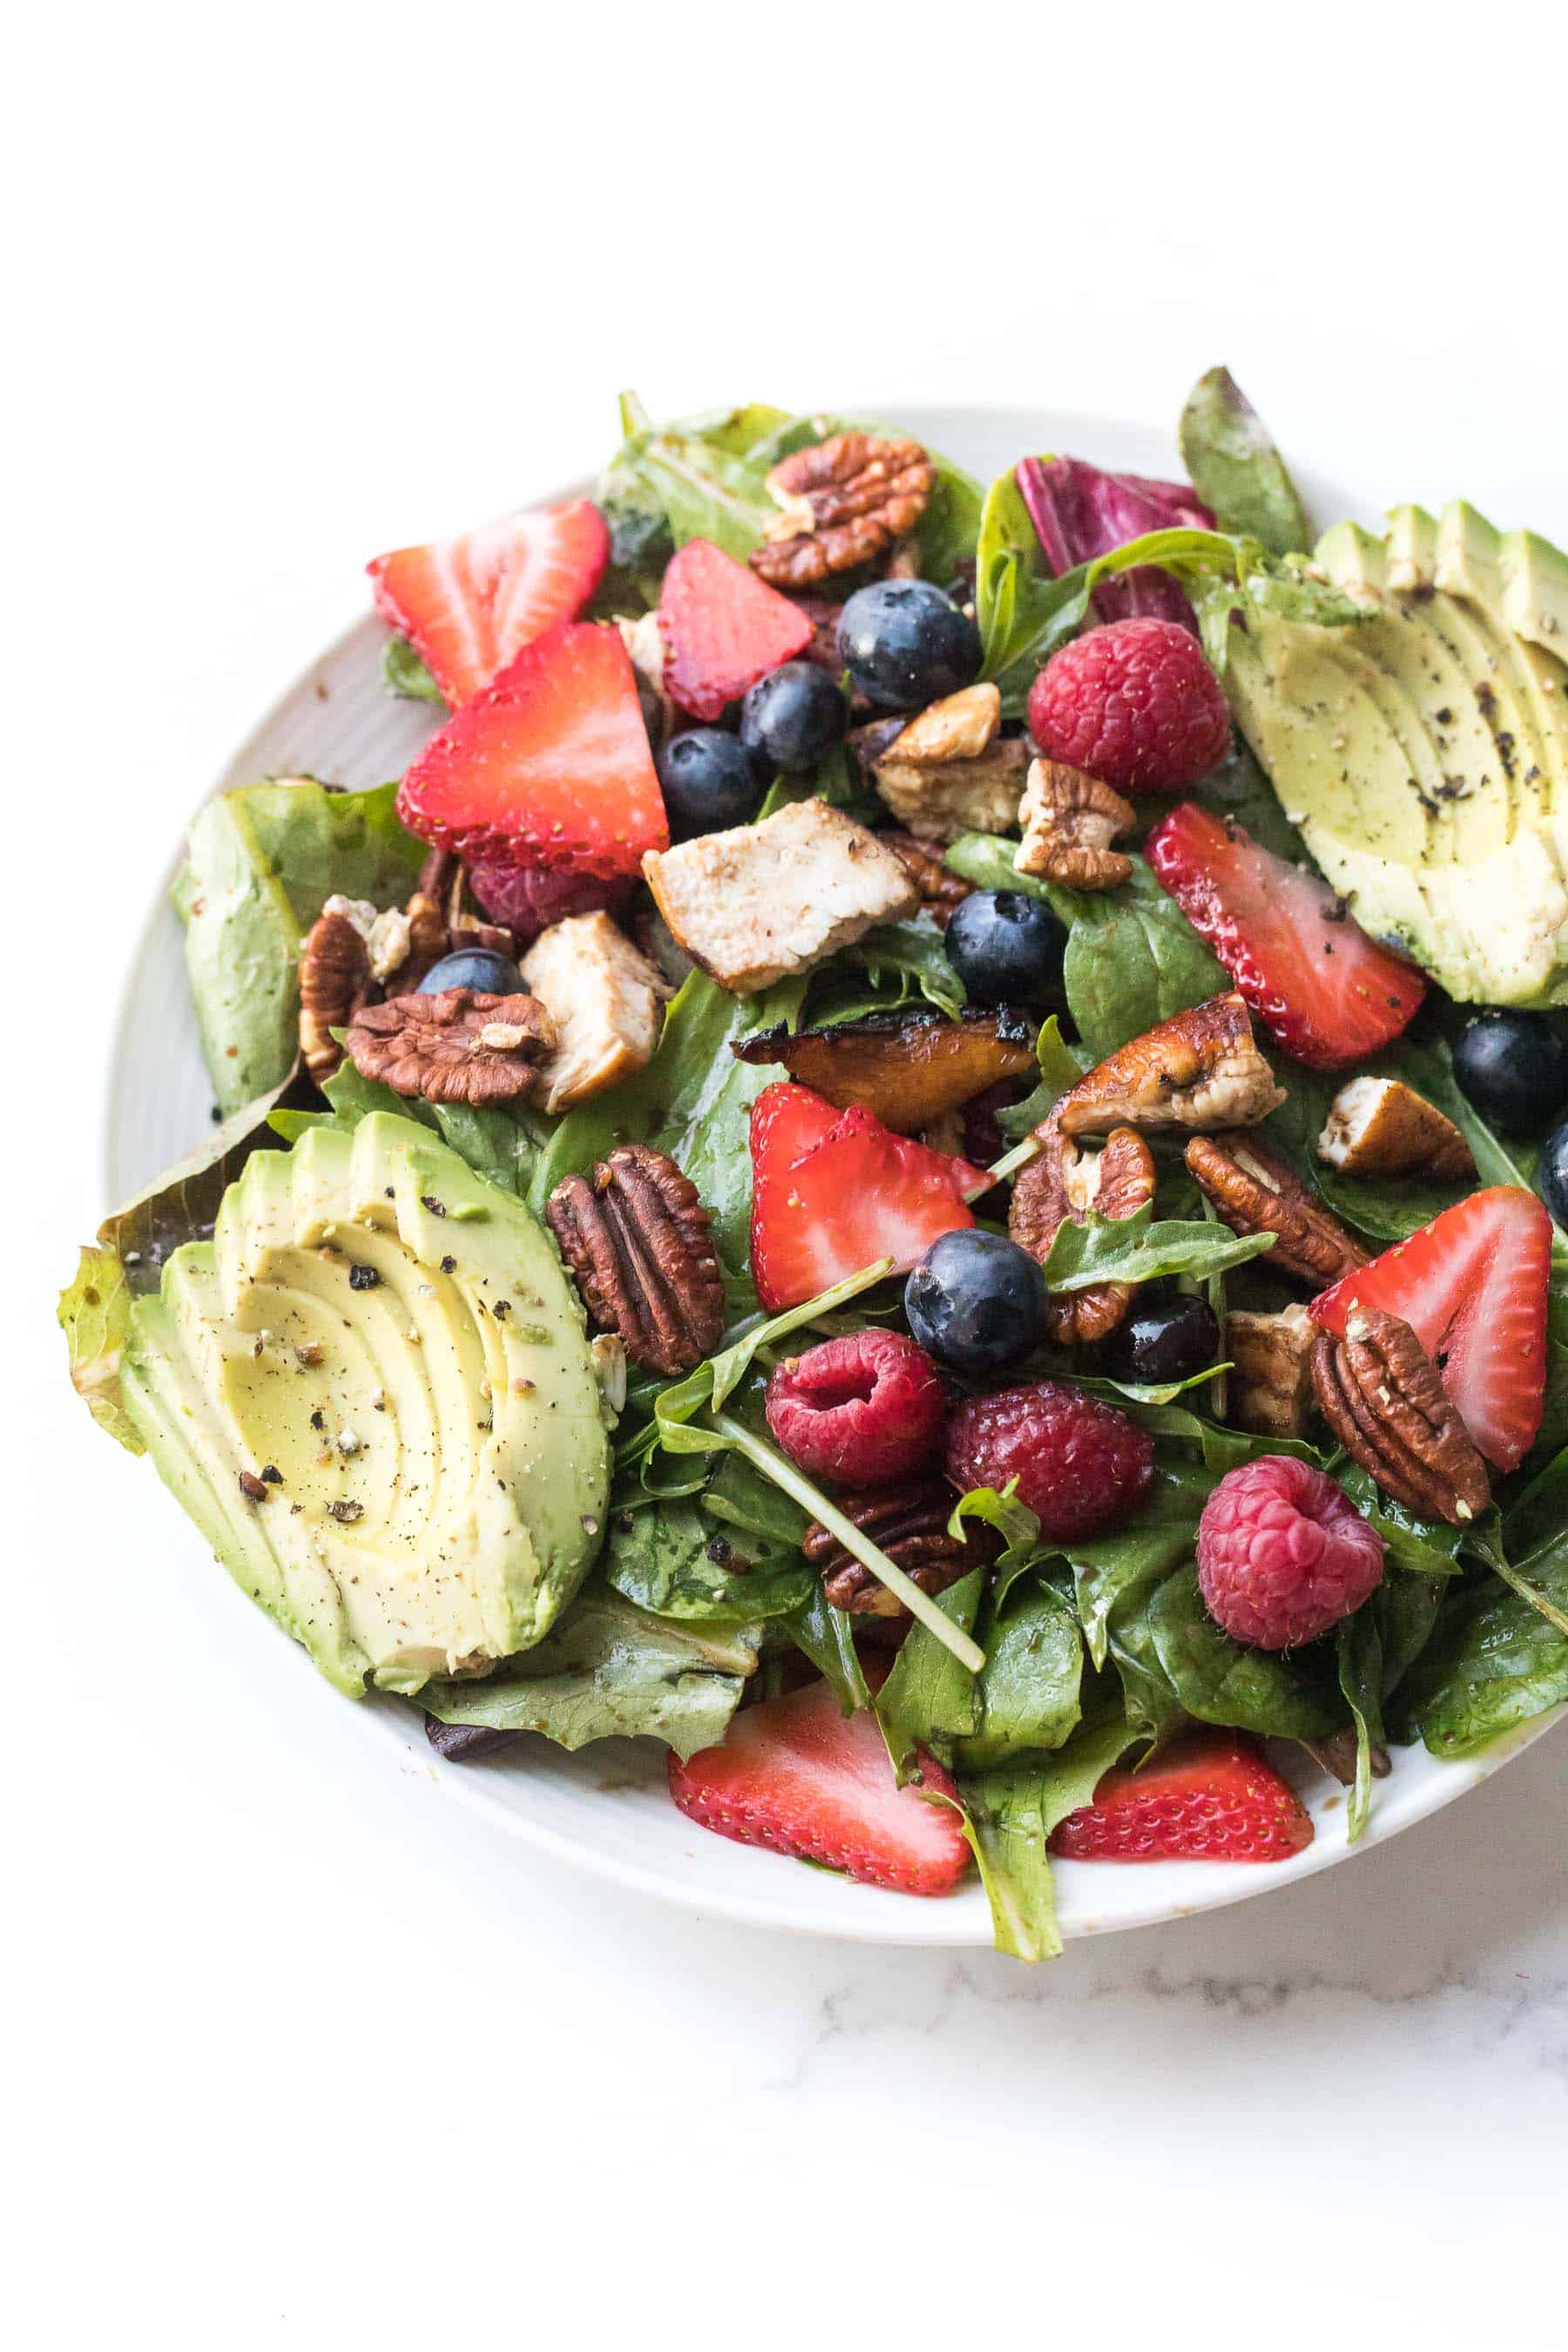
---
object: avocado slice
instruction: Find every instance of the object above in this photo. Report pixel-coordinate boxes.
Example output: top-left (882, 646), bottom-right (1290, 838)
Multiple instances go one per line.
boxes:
top-left (1221, 499), bottom-right (1568, 1004)
top-left (122, 1113), bottom-right (612, 1696)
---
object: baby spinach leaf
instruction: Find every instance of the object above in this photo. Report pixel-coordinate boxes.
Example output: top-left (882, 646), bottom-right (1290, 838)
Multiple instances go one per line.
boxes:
top-left (603, 1495), bottom-right (814, 1623)
top-left (421, 1585), bottom-right (760, 1760)
top-left (173, 778), bottom-right (427, 1114)
top-left (1329, 1459), bottom-right (1463, 1578)
top-left (875, 1571), bottom-right (985, 1775)
top-left (956, 1585), bottom-right (1084, 1772)
top-left (1178, 366), bottom-right (1311, 559)
top-left (315, 1060), bottom-right (548, 1198)
top-left (1036, 1202), bottom-right (1274, 1291)
top-left (382, 635), bottom-right (445, 706)
top-left (1138, 1565), bottom-right (1343, 1739)
top-left (957, 1711), bottom-right (1140, 1963)
top-left (852, 914), bottom-right (966, 1018)
top-left (783, 1583), bottom-right (870, 1716)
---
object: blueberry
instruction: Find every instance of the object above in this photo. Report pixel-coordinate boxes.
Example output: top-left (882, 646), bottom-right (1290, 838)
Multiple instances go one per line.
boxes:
top-left (740, 662), bottom-right (847, 774)
top-left (944, 889), bottom-right (1067, 1005)
top-left (1539, 1119), bottom-right (1568, 1227)
top-left (836, 579), bottom-right (983, 712)
top-left (416, 946), bottom-right (524, 995)
top-left (1452, 1010), bottom-right (1568, 1137)
top-left (656, 727), bottom-right (766, 840)
top-left (904, 1230), bottom-right (1045, 1376)
top-left (1101, 1294), bottom-right (1221, 1388)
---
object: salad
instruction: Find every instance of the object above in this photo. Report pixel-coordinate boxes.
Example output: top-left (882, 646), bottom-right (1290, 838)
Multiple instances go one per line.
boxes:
top-left (60, 371), bottom-right (1568, 1960)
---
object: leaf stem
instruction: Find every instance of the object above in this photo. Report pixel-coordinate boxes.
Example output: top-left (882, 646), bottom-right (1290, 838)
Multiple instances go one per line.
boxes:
top-left (988, 1136), bottom-right (1040, 1184)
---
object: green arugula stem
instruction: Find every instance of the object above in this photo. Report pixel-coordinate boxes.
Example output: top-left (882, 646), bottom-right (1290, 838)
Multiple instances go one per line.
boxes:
top-left (988, 1136), bottom-right (1040, 1184)
top-left (710, 1415), bottom-right (986, 1674)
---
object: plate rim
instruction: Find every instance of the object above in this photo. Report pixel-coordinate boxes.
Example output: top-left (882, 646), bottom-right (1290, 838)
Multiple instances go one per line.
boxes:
top-left (100, 398), bottom-right (1566, 1947)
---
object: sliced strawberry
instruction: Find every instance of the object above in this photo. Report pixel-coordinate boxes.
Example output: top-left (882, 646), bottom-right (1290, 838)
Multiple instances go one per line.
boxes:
top-left (668, 1677), bottom-right (970, 1896)
top-left (748, 1082), bottom-right (990, 1312)
top-left (1310, 1186), bottom-right (1551, 1470)
top-left (1146, 801), bottom-right (1425, 1069)
top-left (659, 537), bottom-right (814, 720)
top-left (1049, 1728), bottom-right (1313, 1864)
top-left (396, 621), bottom-right (667, 882)
top-left (368, 499), bottom-right (609, 707)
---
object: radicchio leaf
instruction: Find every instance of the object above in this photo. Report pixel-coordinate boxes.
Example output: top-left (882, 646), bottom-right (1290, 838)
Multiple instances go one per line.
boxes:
top-left (1015, 456), bottom-right (1215, 630)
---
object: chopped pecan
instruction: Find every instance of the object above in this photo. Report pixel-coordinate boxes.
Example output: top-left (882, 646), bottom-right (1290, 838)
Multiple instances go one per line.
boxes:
top-left (1015, 760), bottom-right (1135, 891)
top-left (299, 909), bottom-right (374, 1083)
top-left (1310, 1307), bottom-right (1490, 1527)
top-left (801, 1483), bottom-right (1001, 1629)
top-left (344, 989), bottom-right (554, 1106)
top-left (1010, 1105), bottom-right (1155, 1344)
top-left (1186, 1132), bottom-right (1368, 1285)
top-left (751, 432), bottom-right (936, 589)
top-left (855, 683), bottom-right (1031, 843)
top-left (1226, 1305), bottom-right (1317, 1437)
top-left (1058, 995), bottom-right (1286, 1138)
top-left (544, 1145), bottom-right (725, 1376)
top-left (397, 847), bottom-right (517, 988)
top-left (880, 830), bottom-right (974, 926)
top-left (1317, 1076), bottom-right (1474, 1180)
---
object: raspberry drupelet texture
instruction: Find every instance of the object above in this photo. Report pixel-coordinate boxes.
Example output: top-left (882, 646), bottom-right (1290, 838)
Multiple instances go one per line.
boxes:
top-left (1026, 616), bottom-right (1232, 795)
top-left (943, 1380), bottom-right (1154, 1542)
top-left (1196, 1454), bottom-right (1385, 1650)
top-left (765, 1328), bottom-right (946, 1487)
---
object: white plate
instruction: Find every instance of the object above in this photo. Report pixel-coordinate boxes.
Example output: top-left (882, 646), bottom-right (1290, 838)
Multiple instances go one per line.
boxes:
top-left (104, 403), bottom-right (1563, 1945)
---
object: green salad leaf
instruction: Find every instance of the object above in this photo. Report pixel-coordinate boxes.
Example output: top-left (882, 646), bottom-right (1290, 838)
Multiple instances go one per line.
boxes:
top-left (1034, 1203), bottom-right (1275, 1292)
top-left (956, 1585), bottom-right (1084, 1772)
top-left (603, 1493), bottom-right (814, 1624)
top-left (173, 778), bottom-right (427, 1113)
top-left (958, 1711), bottom-right (1141, 1963)
top-left (1179, 366), bottom-right (1311, 559)
top-left (382, 636), bottom-right (446, 706)
top-left (875, 1571), bottom-right (985, 1776)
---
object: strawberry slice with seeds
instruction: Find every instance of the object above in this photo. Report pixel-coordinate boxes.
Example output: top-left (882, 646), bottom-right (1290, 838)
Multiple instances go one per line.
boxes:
top-left (396, 620), bottom-right (667, 882)
top-left (748, 1082), bottom-right (990, 1312)
top-left (659, 537), bottom-right (814, 720)
top-left (1146, 801), bottom-right (1425, 1069)
top-left (1310, 1186), bottom-right (1551, 1470)
top-left (368, 499), bottom-right (609, 706)
top-left (1049, 1728), bottom-right (1313, 1864)
top-left (668, 1677), bottom-right (970, 1896)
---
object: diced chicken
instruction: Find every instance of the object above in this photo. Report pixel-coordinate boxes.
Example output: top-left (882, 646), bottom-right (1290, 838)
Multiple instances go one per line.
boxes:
top-left (520, 911), bottom-right (672, 1115)
top-left (641, 798), bottom-right (920, 994)
top-left (1226, 1306), bottom-right (1318, 1439)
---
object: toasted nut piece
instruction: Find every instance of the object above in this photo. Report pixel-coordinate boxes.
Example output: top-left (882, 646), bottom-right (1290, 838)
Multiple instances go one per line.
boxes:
top-left (1010, 1105), bottom-right (1156, 1344)
top-left (733, 1005), bottom-right (1034, 1134)
top-left (1186, 1132), bottom-right (1368, 1286)
top-left (1317, 1076), bottom-right (1474, 1180)
top-left (880, 830), bottom-right (975, 927)
top-left (1310, 1308), bottom-right (1490, 1527)
top-left (642, 798), bottom-right (918, 995)
top-left (1226, 1305), bottom-right (1318, 1437)
top-left (299, 909), bottom-right (375, 1083)
top-left (521, 911), bottom-right (672, 1116)
top-left (882, 682), bottom-right (1001, 764)
top-left (1058, 995), bottom-right (1287, 1138)
top-left (1016, 760), bottom-right (1135, 891)
top-left (545, 1145), bottom-right (726, 1377)
top-left (1302, 1727), bottom-right (1390, 1786)
top-left (344, 989), bottom-right (555, 1107)
top-left (854, 685), bottom-right (1030, 843)
top-left (801, 1481), bottom-right (1001, 1629)
top-left (751, 432), bottom-right (936, 588)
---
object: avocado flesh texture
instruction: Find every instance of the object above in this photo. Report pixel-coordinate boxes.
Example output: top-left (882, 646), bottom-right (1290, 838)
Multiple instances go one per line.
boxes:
top-left (121, 1113), bottom-right (611, 1696)
top-left (1222, 499), bottom-right (1568, 1004)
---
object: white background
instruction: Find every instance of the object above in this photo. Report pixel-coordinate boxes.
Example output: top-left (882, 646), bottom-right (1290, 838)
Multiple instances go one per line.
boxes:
top-left (14, 9), bottom-right (1568, 2347)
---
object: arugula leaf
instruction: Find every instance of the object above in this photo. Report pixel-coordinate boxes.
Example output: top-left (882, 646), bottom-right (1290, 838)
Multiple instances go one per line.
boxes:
top-left (602, 397), bottom-right (788, 559)
top-left (1178, 367), bottom-right (1311, 558)
top-left (957, 1585), bottom-right (1084, 1772)
top-left (946, 834), bottom-right (1228, 1061)
top-left (172, 778), bottom-right (427, 1113)
top-left (603, 1494), bottom-right (813, 1623)
top-left (997, 1015), bottom-right (1089, 1142)
top-left (958, 1712), bottom-right (1140, 1963)
top-left (382, 636), bottom-right (446, 706)
top-left (875, 1570), bottom-right (985, 1776)
top-left (420, 1585), bottom-right (760, 1760)
top-left (852, 915), bottom-right (966, 1018)
top-left (949, 1485), bottom-right (1049, 1608)
top-left (783, 1582), bottom-right (870, 1716)
top-left (1035, 1202), bottom-right (1275, 1292)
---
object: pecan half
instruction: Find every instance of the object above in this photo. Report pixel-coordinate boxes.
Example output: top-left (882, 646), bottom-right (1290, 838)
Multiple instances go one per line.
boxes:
top-left (1058, 995), bottom-right (1287, 1138)
top-left (1310, 1308), bottom-right (1490, 1527)
top-left (880, 830), bottom-right (974, 926)
top-left (751, 432), bottom-right (936, 588)
top-left (1010, 1106), bottom-right (1156, 1343)
top-left (801, 1483), bottom-right (1001, 1629)
top-left (299, 909), bottom-right (374, 1083)
top-left (400, 848), bottom-right (516, 988)
top-left (344, 989), bottom-right (554, 1106)
top-left (1317, 1076), bottom-right (1474, 1180)
top-left (1226, 1305), bottom-right (1318, 1437)
top-left (1186, 1132), bottom-right (1368, 1285)
top-left (1015, 760), bottom-right (1135, 891)
top-left (544, 1145), bottom-right (725, 1376)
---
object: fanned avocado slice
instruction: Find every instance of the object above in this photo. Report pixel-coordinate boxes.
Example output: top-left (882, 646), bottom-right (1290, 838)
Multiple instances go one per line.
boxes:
top-left (122, 1114), bottom-right (612, 1696)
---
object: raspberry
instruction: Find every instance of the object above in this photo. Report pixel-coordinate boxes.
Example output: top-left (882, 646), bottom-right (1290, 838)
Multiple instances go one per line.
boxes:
top-left (466, 859), bottom-right (628, 946)
top-left (765, 1329), bottom-right (946, 1487)
top-left (942, 1380), bottom-right (1153, 1541)
top-left (1027, 616), bottom-right (1231, 795)
top-left (1196, 1456), bottom-right (1385, 1650)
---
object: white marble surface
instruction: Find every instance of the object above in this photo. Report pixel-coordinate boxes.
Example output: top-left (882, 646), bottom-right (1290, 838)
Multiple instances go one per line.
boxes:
top-left (17, 15), bottom-right (1568, 2343)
